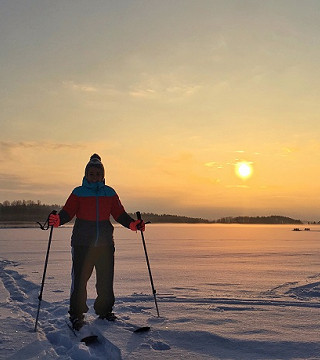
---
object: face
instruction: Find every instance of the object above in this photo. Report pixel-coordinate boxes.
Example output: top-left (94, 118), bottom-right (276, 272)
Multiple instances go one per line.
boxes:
top-left (86, 167), bottom-right (104, 183)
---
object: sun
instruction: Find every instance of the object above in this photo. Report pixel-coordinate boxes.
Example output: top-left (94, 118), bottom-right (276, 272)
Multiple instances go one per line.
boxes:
top-left (235, 162), bottom-right (253, 179)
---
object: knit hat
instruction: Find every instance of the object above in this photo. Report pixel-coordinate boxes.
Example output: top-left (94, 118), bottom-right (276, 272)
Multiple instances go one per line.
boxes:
top-left (85, 154), bottom-right (105, 179)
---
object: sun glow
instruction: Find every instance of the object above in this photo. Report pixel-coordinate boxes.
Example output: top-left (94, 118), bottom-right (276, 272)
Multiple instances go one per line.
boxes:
top-left (235, 162), bottom-right (253, 179)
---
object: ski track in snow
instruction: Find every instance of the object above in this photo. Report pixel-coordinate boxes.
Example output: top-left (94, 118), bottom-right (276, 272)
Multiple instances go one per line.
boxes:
top-left (1, 259), bottom-right (320, 359)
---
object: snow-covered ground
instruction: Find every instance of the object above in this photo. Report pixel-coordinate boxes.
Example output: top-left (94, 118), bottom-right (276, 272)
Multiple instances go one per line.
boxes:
top-left (0, 224), bottom-right (319, 359)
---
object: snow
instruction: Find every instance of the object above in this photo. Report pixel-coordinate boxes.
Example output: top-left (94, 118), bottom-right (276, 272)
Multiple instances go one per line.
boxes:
top-left (0, 224), bottom-right (319, 359)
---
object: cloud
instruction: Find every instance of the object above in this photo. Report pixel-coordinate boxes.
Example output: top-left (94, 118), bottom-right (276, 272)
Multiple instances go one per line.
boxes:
top-left (0, 171), bottom-right (74, 204)
top-left (129, 88), bottom-right (156, 98)
top-left (0, 173), bottom-right (58, 195)
top-left (128, 72), bottom-right (202, 100)
top-left (0, 173), bottom-right (28, 190)
top-left (0, 141), bottom-right (87, 189)
top-left (63, 81), bottom-right (98, 92)
top-left (0, 141), bottom-right (84, 153)
top-left (61, 81), bottom-right (127, 105)
top-left (130, 85), bottom-right (197, 99)
top-left (204, 161), bottom-right (217, 167)
top-left (204, 161), bottom-right (224, 169)
top-left (226, 184), bottom-right (250, 189)
top-left (280, 146), bottom-right (299, 156)
top-left (62, 76), bottom-right (201, 103)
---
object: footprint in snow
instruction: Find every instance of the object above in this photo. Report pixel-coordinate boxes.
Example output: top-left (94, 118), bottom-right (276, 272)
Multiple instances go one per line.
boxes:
top-left (150, 340), bottom-right (171, 350)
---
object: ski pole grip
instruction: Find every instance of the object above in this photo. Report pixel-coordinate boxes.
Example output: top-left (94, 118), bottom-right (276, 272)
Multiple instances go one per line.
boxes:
top-left (136, 211), bottom-right (142, 221)
top-left (48, 210), bottom-right (57, 228)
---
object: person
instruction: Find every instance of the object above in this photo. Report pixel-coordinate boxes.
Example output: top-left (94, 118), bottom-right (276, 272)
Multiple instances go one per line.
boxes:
top-left (49, 153), bottom-right (145, 330)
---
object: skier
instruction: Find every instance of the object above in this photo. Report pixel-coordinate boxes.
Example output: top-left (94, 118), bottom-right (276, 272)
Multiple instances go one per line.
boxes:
top-left (49, 153), bottom-right (145, 330)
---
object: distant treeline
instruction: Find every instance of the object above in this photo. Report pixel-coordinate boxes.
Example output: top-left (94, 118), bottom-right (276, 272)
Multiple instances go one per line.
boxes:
top-left (0, 200), bottom-right (304, 225)
top-left (0, 200), bottom-right (61, 223)
top-left (129, 212), bottom-right (211, 224)
top-left (0, 200), bottom-right (209, 224)
top-left (216, 215), bottom-right (302, 224)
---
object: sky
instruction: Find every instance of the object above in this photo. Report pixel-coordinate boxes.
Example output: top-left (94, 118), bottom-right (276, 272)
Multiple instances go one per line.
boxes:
top-left (1, 0), bottom-right (320, 221)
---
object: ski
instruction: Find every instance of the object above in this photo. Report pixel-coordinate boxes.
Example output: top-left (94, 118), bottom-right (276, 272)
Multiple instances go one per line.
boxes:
top-left (98, 316), bottom-right (151, 334)
top-left (65, 317), bottom-right (122, 358)
top-left (66, 315), bottom-right (151, 345)
top-left (66, 319), bottom-right (99, 345)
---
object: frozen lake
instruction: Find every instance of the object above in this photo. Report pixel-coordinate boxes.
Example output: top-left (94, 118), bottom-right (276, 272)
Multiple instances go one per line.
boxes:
top-left (0, 224), bottom-right (319, 359)
top-left (1, 224), bottom-right (319, 300)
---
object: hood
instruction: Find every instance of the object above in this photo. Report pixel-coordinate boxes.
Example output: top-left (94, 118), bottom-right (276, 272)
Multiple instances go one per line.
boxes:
top-left (82, 177), bottom-right (105, 190)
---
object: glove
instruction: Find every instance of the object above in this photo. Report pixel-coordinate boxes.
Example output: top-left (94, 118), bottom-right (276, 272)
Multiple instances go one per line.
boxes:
top-left (49, 213), bottom-right (60, 228)
top-left (129, 220), bottom-right (145, 232)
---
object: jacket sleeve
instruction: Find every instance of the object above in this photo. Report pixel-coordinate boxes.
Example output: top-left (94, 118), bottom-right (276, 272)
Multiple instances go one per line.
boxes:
top-left (111, 194), bottom-right (134, 228)
top-left (58, 193), bottom-right (78, 225)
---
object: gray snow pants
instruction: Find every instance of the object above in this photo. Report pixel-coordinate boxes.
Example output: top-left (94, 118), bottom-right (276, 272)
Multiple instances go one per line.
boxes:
top-left (69, 244), bottom-right (115, 317)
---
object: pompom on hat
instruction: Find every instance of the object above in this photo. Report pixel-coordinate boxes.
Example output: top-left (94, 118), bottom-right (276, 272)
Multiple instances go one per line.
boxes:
top-left (85, 153), bottom-right (105, 179)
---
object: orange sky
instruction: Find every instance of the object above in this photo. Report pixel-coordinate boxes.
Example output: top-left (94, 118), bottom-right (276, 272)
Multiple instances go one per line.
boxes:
top-left (1, 1), bottom-right (320, 221)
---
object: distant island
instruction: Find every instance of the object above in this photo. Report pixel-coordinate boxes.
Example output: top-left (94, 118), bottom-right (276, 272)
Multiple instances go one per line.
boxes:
top-left (129, 214), bottom-right (303, 225)
top-left (215, 215), bottom-right (302, 225)
top-left (0, 200), bottom-right (306, 226)
top-left (130, 212), bottom-right (211, 224)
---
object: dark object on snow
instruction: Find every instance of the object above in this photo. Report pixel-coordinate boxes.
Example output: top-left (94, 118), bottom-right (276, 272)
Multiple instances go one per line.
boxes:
top-left (133, 326), bottom-right (151, 333)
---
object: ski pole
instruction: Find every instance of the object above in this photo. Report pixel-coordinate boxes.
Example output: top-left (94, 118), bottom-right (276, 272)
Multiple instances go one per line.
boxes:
top-left (34, 210), bottom-right (57, 332)
top-left (136, 211), bottom-right (160, 317)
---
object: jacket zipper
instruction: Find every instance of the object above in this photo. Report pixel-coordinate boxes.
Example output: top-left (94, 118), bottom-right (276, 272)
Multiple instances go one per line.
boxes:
top-left (95, 187), bottom-right (100, 246)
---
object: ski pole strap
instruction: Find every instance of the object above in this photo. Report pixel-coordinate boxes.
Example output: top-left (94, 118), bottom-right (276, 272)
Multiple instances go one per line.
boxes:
top-left (136, 211), bottom-right (142, 221)
top-left (136, 211), bottom-right (143, 229)
top-left (37, 210), bottom-right (57, 230)
top-left (135, 211), bottom-right (151, 227)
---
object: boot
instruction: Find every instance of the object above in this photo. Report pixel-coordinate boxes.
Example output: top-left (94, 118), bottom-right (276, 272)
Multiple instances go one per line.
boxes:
top-left (69, 314), bottom-right (85, 330)
top-left (98, 312), bottom-right (117, 321)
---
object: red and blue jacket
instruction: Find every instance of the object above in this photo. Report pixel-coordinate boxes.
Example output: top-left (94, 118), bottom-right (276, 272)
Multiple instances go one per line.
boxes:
top-left (59, 178), bottom-right (134, 247)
